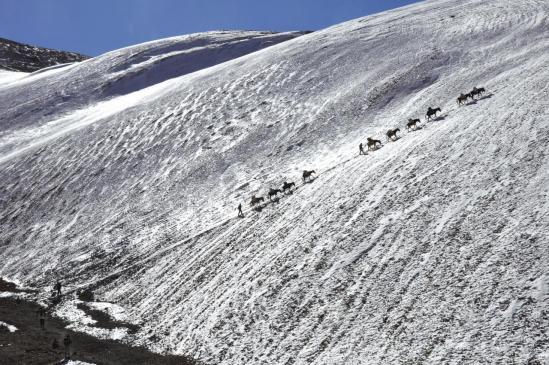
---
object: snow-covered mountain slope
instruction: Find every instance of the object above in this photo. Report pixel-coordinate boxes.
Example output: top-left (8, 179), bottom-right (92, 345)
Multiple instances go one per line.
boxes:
top-left (0, 37), bottom-right (88, 72)
top-left (0, 70), bottom-right (27, 85)
top-left (0, 30), bottom-right (305, 155)
top-left (1, 0), bottom-right (548, 364)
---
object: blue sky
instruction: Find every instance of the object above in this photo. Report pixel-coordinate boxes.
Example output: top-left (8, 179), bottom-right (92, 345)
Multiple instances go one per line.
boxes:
top-left (1, 0), bottom-right (419, 56)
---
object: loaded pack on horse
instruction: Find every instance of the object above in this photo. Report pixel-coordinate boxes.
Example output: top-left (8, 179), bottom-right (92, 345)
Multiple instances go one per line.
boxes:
top-left (426, 107), bottom-right (441, 121)
top-left (302, 170), bottom-right (316, 182)
top-left (386, 128), bottom-right (400, 141)
top-left (457, 93), bottom-right (471, 105)
top-left (282, 181), bottom-right (295, 193)
top-left (367, 137), bottom-right (382, 150)
top-left (407, 118), bottom-right (420, 131)
top-left (250, 195), bottom-right (264, 206)
top-left (470, 86), bottom-right (486, 98)
top-left (268, 188), bottom-right (282, 200)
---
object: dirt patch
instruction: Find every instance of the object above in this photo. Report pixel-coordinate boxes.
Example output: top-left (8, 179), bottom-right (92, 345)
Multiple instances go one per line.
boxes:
top-left (0, 278), bottom-right (197, 365)
top-left (0, 277), bottom-right (29, 293)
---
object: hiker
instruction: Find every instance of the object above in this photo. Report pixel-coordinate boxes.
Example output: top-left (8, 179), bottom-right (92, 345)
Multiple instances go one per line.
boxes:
top-left (54, 280), bottom-right (62, 296)
top-left (63, 334), bottom-right (72, 359)
top-left (52, 338), bottom-right (59, 350)
top-left (359, 143), bottom-right (366, 155)
top-left (238, 203), bottom-right (244, 218)
top-left (37, 307), bottom-right (46, 330)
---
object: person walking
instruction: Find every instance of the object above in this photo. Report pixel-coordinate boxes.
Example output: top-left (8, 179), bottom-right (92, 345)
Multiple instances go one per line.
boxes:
top-left (237, 203), bottom-right (244, 218)
top-left (54, 280), bottom-right (62, 296)
top-left (37, 307), bottom-right (46, 330)
top-left (359, 143), bottom-right (366, 155)
top-left (63, 334), bottom-right (72, 359)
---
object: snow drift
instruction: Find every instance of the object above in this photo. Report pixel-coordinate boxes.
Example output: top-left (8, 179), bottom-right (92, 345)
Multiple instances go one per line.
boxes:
top-left (1, 0), bottom-right (548, 364)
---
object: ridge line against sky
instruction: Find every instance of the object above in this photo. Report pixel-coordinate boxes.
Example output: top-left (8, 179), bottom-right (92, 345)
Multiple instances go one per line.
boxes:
top-left (1, 0), bottom-right (420, 56)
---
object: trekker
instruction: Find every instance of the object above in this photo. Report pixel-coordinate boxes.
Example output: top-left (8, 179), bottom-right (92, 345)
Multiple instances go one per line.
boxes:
top-left (37, 307), bottom-right (46, 330)
top-left (54, 281), bottom-right (62, 296)
top-left (237, 203), bottom-right (244, 218)
top-left (359, 143), bottom-right (366, 155)
top-left (63, 334), bottom-right (72, 359)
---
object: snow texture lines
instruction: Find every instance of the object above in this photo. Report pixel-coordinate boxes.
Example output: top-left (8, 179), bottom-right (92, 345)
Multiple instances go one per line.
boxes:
top-left (1, 0), bottom-right (549, 364)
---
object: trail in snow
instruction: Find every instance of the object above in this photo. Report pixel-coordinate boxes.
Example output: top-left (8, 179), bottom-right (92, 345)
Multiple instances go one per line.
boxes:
top-left (73, 98), bottom-right (481, 296)
top-left (1, 0), bottom-right (548, 364)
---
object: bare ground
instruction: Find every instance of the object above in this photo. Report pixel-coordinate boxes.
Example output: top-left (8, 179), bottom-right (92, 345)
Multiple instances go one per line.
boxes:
top-left (0, 278), bottom-right (197, 365)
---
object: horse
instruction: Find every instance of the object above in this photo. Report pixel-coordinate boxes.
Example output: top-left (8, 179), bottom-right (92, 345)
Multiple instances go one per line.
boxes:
top-left (302, 170), bottom-right (316, 182)
top-left (407, 118), bottom-right (420, 131)
top-left (250, 195), bottom-right (264, 206)
top-left (367, 137), bottom-right (382, 150)
top-left (386, 128), bottom-right (400, 141)
top-left (426, 107), bottom-right (441, 121)
top-left (268, 188), bottom-right (282, 200)
top-left (471, 87), bottom-right (485, 98)
top-left (457, 93), bottom-right (470, 105)
top-left (282, 181), bottom-right (295, 193)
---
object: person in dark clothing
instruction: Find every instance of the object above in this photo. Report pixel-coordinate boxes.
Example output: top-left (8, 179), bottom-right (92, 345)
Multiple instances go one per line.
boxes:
top-left (63, 334), bottom-right (72, 359)
top-left (52, 338), bottom-right (59, 350)
top-left (37, 307), bottom-right (46, 330)
top-left (237, 203), bottom-right (244, 218)
top-left (54, 281), bottom-right (62, 296)
top-left (359, 143), bottom-right (366, 155)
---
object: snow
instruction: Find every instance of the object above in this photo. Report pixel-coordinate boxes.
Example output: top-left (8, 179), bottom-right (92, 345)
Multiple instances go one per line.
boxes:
top-left (0, 70), bottom-right (27, 86)
top-left (66, 361), bottom-right (96, 365)
top-left (534, 274), bottom-right (548, 302)
top-left (53, 300), bottom-right (131, 341)
top-left (81, 301), bottom-right (131, 323)
top-left (0, 0), bottom-right (548, 364)
top-left (0, 320), bottom-right (18, 332)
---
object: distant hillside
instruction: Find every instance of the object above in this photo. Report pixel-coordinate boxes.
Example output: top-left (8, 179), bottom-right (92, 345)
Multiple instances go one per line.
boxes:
top-left (0, 37), bottom-right (88, 72)
top-left (1, 1), bottom-right (548, 364)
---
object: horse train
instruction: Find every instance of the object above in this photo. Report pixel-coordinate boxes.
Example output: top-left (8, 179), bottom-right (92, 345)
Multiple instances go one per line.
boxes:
top-left (245, 86), bottom-right (486, 210)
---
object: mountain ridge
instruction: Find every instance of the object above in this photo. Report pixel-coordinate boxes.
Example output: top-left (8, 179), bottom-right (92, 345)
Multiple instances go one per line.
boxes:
top-left (0, 0), bottom-right (548, 364)
top-left (0, 37), bottom-right (88, 72)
